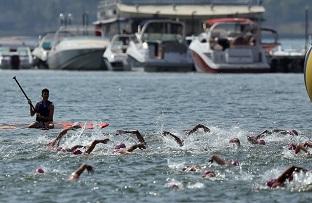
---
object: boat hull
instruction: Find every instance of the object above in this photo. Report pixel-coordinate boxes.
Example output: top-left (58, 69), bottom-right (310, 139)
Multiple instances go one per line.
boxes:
top-left (191, 51), bottom-right (270, 73)
top-left (48, 48), bottom-right (107, 70)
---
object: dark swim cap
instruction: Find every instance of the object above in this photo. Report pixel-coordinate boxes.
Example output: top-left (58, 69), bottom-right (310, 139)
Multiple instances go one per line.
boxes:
top-left (115, 143), bottom-right (126, 149)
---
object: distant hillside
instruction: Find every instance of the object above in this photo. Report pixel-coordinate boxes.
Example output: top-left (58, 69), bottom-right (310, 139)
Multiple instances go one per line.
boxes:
top-left (0, 0), bottom-right (312, 37)
top-left (263, 0), bottom-right (312, 37)
top-left (0, 0), bottom-right (100, 36)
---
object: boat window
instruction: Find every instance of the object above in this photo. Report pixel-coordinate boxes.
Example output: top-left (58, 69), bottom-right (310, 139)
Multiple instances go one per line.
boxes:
top-left (42, 42), bottom-right (52, 50)
top-left (17, 48), bottom-right (29, 56)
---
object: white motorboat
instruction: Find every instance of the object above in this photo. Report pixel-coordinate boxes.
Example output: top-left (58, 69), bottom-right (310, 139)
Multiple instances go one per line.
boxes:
top-left (32, 32), bottom-right (55, 69)
top-left (0, 46), bottom-right (33, 69)
top-left (48, 26), bottom-right (110, 70)
top-left (126, 19), bottom-right (194, 72)
top-left (103, 34), bottom-right (132, 71)
top-left (189, 18), bottom-right (270, 73)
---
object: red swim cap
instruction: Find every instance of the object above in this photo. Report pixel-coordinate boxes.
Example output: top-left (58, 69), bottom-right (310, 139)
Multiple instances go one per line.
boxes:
top-left (35, 167), bottom-right (45, 174)
top-left (72, 149), bottom-right (83, 155)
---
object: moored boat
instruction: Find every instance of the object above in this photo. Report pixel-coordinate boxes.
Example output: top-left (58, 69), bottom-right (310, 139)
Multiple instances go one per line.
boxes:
top-left (189, 18), bottom-right (270, 73)
top-left (126, 19), bottom-right (194, 72)
top-left (48, 26), bottom-right (110, 70)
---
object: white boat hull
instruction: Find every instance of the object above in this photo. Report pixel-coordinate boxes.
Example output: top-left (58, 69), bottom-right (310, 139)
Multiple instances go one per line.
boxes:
top-left (48, 48), bottom-right (107, 70)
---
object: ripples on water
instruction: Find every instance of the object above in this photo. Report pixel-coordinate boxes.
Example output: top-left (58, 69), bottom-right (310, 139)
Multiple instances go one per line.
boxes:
top-left (1, 70), bottom-right (312, 203)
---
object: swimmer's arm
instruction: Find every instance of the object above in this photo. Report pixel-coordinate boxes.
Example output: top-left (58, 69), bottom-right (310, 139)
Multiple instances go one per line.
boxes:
top-left (295, 144), bottom-right (309, 154)
top-left (85, 139), bottom-right (109, 154)
top-left (69, 164), bottom-right (94, 180)
top-left (186, 124), bottom-right (210, 135)
top-left (209, 155), bottom-right (226, 165)
top-left (277, 166), bottom-right (306, 183)
top-left (162, 131), bottom-right (184, 147)
top-left (127, 143), bottom-right (146, 152)
top-left (117, 130), bottom-right (146, 145)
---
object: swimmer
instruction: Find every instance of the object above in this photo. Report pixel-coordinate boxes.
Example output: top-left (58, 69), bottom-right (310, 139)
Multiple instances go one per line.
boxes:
top-left (202, 170), bottom-right (216, 178)
top-left (209, 155), bottom-right (240, 166)
top-left (35, 167), bottom-right (45, 174)
top-left (254, 129), bottom-right (299, 140)
top-left (182, 164), bottom-right (202, 172)
top-left (185, 124), bottom-right (211, 135)
top-left (229, 138), bottom-right (241, 147)
top-left (68, 164), bottom-right (94, 181)
top-left (48, 124), bottom-right (109, 155)
top-left (247, 135), bottom-right (266, 145)
top-left (288, 143), bottom-right (311, 156)
top-left (161, 124), bottom-right (210, 147)
top-left (266, 165), bottom-right (307, 188)
top-left (115, 129), bottom-right (146, 145)
top-left (113, 143), bottom-right (146, 155)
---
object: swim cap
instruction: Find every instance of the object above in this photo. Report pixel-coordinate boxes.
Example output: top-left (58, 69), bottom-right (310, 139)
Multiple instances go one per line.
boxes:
top-left (72, 149), bottom-right (82, 155)
top-left (35, 167), bottom-right (45, 174)
top-left (266, 179), bottom-right (277, 188)
top-left (202, 170), bottom-right (216, 178)
top-left (288, 143), bottom-right (296, 150)
top-left (231, 160), bottom-right (240, 166)
top-left (115, 143), bottom-right (126, 149)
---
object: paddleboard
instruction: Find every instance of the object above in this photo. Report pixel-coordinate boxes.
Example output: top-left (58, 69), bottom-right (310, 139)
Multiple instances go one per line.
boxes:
top-left (59, 122), bottom-right (109, 129)
top-left (304, 46), bottom-right (312, 101)
top-left (0, 122), bottom-right (109, 130)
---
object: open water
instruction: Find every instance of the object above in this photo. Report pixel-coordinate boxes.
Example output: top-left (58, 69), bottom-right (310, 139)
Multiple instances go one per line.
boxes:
top-left (1, 70), bottom-right (312, 203)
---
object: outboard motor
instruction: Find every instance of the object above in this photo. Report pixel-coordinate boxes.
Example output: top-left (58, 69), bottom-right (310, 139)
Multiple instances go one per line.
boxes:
top-left (10, 55), bottom-right (20, 69)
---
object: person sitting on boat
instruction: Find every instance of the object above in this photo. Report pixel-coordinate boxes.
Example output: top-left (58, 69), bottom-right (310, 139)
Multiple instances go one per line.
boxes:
top-left (208, 155), bottom-right (240, 166)
top-left (28, 88), bottom-right (54, 129)
top-left (48, 124), bottom-right (110, 155)
top-left (69, 164), bottom-right (94, 181)
top-left (266, 165), bottom-right (307, 188)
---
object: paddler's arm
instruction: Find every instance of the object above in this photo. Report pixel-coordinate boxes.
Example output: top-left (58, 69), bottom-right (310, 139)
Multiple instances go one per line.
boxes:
top-left (29, 100), bottom-right (36, 116)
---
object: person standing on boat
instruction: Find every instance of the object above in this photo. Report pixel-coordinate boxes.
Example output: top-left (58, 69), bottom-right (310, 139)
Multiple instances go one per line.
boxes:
top-left (28, 88), bottom-right (54, 129)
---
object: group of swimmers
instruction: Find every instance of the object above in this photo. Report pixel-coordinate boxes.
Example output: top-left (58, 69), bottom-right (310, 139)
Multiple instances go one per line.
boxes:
top-left (28, 89), bottom-right (312, 186)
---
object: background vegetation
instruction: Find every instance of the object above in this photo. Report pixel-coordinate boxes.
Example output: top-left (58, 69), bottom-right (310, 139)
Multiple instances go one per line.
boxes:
top-left (0, 0), bottom-right (312, 37)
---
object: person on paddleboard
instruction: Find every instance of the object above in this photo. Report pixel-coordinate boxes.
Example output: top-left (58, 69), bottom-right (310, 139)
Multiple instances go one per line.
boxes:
top-left (28, 88), bottom-right (54, 129)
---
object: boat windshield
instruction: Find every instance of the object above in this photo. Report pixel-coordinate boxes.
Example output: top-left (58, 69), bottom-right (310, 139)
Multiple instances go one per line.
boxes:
top-left (17, 47), bottom-right (30, 56)
top-left (209, 22), bottom-right (258, 48)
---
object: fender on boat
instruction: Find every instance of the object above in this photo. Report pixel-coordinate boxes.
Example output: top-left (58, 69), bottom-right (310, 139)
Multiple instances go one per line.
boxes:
top-left (304, 46), bottom-right (312, 101)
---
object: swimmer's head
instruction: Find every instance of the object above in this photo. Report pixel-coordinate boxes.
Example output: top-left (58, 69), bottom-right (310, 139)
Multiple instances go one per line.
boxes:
top-left (202, 170), bottom-right (216, 178)
top-left (115, 143), bottom-right (126, 150)
top-left (266, 179), bottom-right (276, 188)
top-left (72, 149), bottom-right (83, 155)
top-left (231, 160), bottom-right (240, 166)
top-left (288, 143), bottom-right (296, 150)
top-left (35, 167), bottom-right (45, 174)
top-left (257, 139), bottom-right (266, 145)
top-left (229, 138), bottom-right (241, 146)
